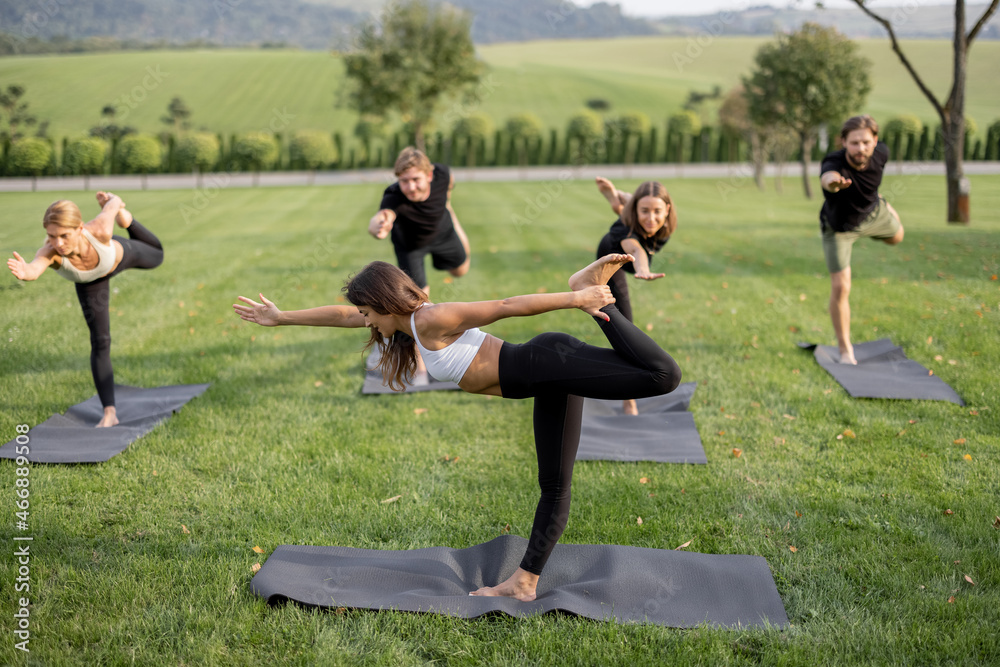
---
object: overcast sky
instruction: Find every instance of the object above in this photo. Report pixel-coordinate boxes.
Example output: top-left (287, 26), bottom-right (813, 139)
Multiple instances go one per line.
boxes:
top-left (609, 0), bottom-right (896, 18)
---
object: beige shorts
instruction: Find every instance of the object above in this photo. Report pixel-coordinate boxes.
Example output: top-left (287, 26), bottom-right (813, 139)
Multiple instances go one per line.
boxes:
top-left (822, 197), bottom-right (901, 273)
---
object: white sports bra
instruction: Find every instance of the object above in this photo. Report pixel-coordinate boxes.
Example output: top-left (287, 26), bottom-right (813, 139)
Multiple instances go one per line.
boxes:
top-left (410, 306), bottom-right (487, 384)
top-left (55, 228), bottom-right (117, 283)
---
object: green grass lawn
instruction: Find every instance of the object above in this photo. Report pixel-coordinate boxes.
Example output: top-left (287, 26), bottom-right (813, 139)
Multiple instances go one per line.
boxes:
top-left (1, 36), bottom-right (997, 143)
top-left (1, 174), bottom-right (998, 665)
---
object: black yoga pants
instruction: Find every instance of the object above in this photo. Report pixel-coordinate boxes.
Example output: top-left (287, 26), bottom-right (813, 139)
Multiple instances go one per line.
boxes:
top-left (74, 220), bottom-right (163, 408)
top-left (497, 304), bottom-right (681, 575)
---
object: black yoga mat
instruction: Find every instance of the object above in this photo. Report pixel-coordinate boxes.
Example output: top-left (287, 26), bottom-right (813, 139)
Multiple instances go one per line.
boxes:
top-left (251, 535), bottom-right (787, 628)
top-left (0, 384), bottom-right (210, 463)
top-left (578, 382), bottom-right (705, 464)
top-left (362, 349), bottom-right (460, 394)
top-left (798, 339), bottom-right (964, 405)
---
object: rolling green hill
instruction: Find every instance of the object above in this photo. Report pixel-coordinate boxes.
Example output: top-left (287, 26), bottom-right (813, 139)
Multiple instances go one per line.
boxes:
top-left (0, 37), bottom-right (997, 144)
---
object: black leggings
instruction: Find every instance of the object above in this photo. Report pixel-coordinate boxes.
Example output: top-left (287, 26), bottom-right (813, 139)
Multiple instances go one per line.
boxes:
top-left (497, 305), bottom-right (681, 574)
top-left (596, 234), bottom-right (635, 322)
top-left (74, 221), bottom-right (164, 408)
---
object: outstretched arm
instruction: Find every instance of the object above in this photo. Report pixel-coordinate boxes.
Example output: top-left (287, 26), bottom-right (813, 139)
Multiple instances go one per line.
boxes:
top-left (619, 238), bottom-right (664, 280)
top-left (368, 209), bottom-right (396, 240)
top-left (821, 171), bottom-right (852, 193)
top-left (85, 191), bottom-right (125, 243)
top-left (8, 245), bottom-right (58, 282)
top-left (421, 285), bottom-right (614, 339)
top-left (233, 294), bottom-right (366, 328)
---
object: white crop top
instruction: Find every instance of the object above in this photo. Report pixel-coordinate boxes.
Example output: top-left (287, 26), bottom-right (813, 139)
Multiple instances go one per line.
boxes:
top-left (410, 307), bottom-right (488, 384)
top-left (55, 228), bottom-right (117, 283)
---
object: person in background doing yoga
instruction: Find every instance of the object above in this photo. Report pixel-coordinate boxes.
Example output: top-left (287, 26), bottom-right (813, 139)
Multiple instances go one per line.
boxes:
top-left (7, 192), bottom-right (164, 427)
top-left (234, 254), bottom-right (681, 601)
top-left (593, 176), bottom-right (678, 415)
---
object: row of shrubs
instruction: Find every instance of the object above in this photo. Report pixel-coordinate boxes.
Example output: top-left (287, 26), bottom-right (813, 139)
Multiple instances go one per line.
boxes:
top-left (3, 119), bottom-right (999, 179)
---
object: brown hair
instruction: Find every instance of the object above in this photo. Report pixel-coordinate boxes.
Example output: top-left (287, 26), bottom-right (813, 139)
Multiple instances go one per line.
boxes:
top-left (840, 115), bottom-right (879, 140)
top-left (343, 261), bottom-right (429, 391)
top-left (393, 146), bottom-right (433, 176)
top-left (43, 200), bottom-right (84, 229)
top-left (621, 181), bottom-right (677, 241)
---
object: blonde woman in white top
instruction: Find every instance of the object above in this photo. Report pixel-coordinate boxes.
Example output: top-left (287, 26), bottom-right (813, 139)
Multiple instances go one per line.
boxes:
top-left (8, 192), bottom-right (164, 427)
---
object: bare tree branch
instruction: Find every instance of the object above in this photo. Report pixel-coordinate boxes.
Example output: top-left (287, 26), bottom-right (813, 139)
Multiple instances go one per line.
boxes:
top-left (848, 0), bottom-right (945, 119)
top-left (967, 0), bottom-right (999, 43)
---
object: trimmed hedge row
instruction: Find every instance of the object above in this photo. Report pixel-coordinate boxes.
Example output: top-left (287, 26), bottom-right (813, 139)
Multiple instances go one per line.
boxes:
top-left (3, 121), bottom-right (999, 179)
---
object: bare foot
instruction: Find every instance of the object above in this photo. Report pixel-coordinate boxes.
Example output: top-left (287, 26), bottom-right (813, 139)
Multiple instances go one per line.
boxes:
top-left (469, 568), bottom-right (539, 602)
top-left (838, 346), bottom-right (857, 365)
top-left (116, 207), bottom-right (133, 229)
top-left (568, 253), bottom-right (633, 292)
top-left (96, 407), bottom-right (119, 428)
top-left (595, 177), bottom-right (623, 215)
top-left (622, 399), bottom-right (639, 415)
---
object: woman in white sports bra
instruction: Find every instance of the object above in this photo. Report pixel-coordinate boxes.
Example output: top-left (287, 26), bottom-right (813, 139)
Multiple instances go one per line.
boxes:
top-left (8, 192), bottom-right (164, 427)
top-left (234, 254), bottom-right (681, 603)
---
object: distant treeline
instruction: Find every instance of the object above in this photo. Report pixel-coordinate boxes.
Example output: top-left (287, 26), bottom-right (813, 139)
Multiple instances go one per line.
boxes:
top-left (0, 33), bottom-right (291, 56)
top-left (4, 123), bottom-right (999, 182)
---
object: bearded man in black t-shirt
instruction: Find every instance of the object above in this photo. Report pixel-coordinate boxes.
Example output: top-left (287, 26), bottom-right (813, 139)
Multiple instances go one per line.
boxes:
top-left (368, 147), bottom-right (471, 295)
top-left (819, 115), bottom-right (905, 365)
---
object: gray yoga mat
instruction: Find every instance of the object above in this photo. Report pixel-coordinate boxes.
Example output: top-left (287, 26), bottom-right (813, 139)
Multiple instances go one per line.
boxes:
top-left (250, 535), bottom-right (788, 628)
top-left (578, 382), bottom-right (706, 464)
top-left (362, 348), bottom-right (460, 394)
top-left (0, 383), bottom-right (210, 463)
top-left (798, 339), bottom-right (964, 405)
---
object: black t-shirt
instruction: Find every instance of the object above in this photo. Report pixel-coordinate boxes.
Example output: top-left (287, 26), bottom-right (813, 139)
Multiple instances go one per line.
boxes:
top-left (819, 142), bottom-right (889, 232)
top-left (379, 163), bottom-right (452, 249)
top-left (597, 218), bottom-right (669, 274)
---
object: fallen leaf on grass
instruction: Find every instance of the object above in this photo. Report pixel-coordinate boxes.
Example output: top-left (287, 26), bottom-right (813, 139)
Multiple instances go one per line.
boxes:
top-left (943, 509), bottom-right (954, 516)
top-left (909, 419), bottom-right (918, 424)
top-left (783, 414), bottom-right (796, 420)
top-left (717, 430), bottom-right (726, 436)
top-left (413, 408), bottom-right (428, 415)
top-left (314, 381), bottom-right (323, 387)
top-left (251, 563), bottom-right (261, 574)
top-left (636, 517), bottom-right (643, 525)
top-left (947, 596), bottom-right (956, 604)
top-left (789, 546), bottom-right (798, 553)
top-left (964, 575), bottom-right (976, 586)
top-left (252, 546), bottom-right (264, 554)
top-left (639, 477), bottom-right (648, 484)
top-left (381, 495), bottom-right (402, 504)
top-left (795, 511), bottom-right (802, 518)
top-left (926, 336), bottom-right (933, 344)
top-left (181, 524), bottom-right (190, 534)
top-left (675, 540), bottom-right (692, 550)
top-left (934, 355), bottom-right (944, 361)
top-left (963, 454), bottom-right (972, 461)
top-left (948, 359), bottom-right (957, 365)
top-left (645, 323), bottom-right (654, 331)
top-left (928, 370), bottom-right (934, 376)
top-left (501, 523), bottom-right (510, 534)
top-left (443, 277), bottom-right (453, 284)
top-left (441, 454), bottom-right (460, 463)
top-left (954, 438), bottom-right (966, 444)
top-left (732, 448), bottom-right (743, 458)
top-left (774, 437), bottom-right (785, 445)
top-left (993, 516), bottom-right (1000, 529)
top-left (969, 410), bottom-right (979, 416)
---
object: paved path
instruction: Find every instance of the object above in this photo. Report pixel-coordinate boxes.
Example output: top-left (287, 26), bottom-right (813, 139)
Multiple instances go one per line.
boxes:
top-left (1, 161), bottom-right (998, 193)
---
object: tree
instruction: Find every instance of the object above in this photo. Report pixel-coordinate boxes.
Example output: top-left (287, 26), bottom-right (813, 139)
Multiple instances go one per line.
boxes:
top-left (0, 85), bottom-right (38, 143)
top-left (342, 0), bottom-right (483, 152)
top-left (452, 112), bottom-right (493, 168)
top-left (353, 116), bottom-right (387, 165)
top-left (116, 135), bottom-right (162, 189)
top-left (63, 137), bottom-right (108, 189)
top-left (161, 97), bottom-right (192, 133)
top-left (719, 85), bottom-right (766, 189)
top-left (609, 112), bottom-right (650, 165)
top-left (233, 131), bottom-right (279, 186)
top-left (7, 137), bottom-right (52, 190)
top-left (667, 111), bottom-right (701, 165)
top-left (505, 113), bottom-right (543, 169)
top-left (567, 110), bottom-right (604, 162)
top-left (175, 133), bottom-right (221, 186)
top-left (289, 130), bottom-right (336, 183)
top-left (90, 104), bottom-right (135, 141)
top-left (849, 0), bottom-right (998, 223)
top-left (742, 23), bottom-right (872, 199)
